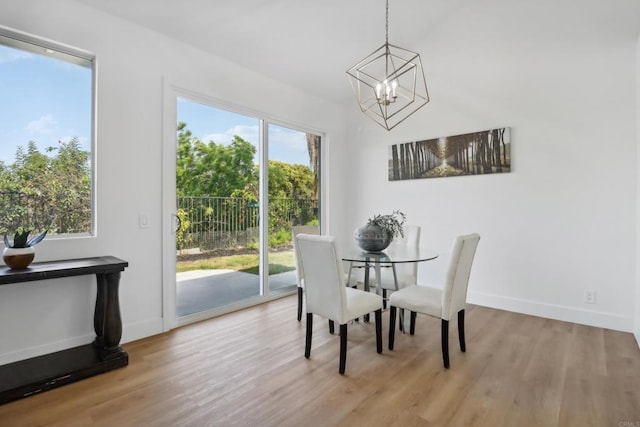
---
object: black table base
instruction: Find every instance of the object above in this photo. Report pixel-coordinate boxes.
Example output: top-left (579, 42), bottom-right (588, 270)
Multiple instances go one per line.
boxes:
top-left (0, 343), bottom-right (128, 404)
top-left (0, 256), bottom-right (129, 405)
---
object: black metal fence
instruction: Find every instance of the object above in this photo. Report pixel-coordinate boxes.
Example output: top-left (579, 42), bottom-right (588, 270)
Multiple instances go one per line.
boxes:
top-left (0, 192), bottom-right (316, 252)
top-left (0, 192), bottom-right (90, 235)
top-left (177, 196), bottom-right (318, 251)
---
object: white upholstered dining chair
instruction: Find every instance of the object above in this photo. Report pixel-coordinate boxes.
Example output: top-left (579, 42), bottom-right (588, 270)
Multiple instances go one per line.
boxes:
top-left (388, 233), bottom-right (480, 369)
top-left (291, 225), bottom-right (320, 321)
top-left (296, 234), bottom-right (383, 375)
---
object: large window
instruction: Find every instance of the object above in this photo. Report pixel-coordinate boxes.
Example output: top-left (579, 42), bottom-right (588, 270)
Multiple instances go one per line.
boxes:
top-left (0, 27), bottom-right (94, 238)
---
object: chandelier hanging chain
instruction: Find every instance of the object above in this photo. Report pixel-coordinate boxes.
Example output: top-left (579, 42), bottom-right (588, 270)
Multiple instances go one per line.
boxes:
top-left (385, 0), bottom-right (389, 44)
top-left (380, 0), bottom-right (395, 108)
top-left (384, 0), bottom-right (390, 79)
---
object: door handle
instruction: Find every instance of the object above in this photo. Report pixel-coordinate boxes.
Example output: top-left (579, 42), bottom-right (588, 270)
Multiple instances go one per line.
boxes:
top-left (171, 213), bottom-right (182, 233)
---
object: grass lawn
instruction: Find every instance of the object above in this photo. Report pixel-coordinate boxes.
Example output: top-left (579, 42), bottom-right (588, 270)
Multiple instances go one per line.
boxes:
top-left (177, 250), bottom-right (296, 275)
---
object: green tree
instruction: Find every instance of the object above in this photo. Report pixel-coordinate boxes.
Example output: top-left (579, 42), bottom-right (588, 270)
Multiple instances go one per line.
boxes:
top-left (47, 138), bottom-right (91, 233)
top-left (268, 160), bottom-right (316, 240)
top-left (0, 138), bottom-right (91, 234)
top-left (268, 160), bottom-right (315, 199)
top-left (175, 122), bottom-right (318, 248)
top-left (306, 133), bottom-right (320, 198)
top-left (198, 135), bottom-right (257, 197)
top-left (176, 122), bottom-right (258, 197)
top-left (176, 122), bottom-right (200, 197)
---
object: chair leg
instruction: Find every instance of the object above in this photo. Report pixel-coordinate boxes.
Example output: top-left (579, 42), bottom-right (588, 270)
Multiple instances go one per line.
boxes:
top-left (305, 313), bottom-right (313, 358)
top-left (458, 309), bottom-right (466, 352)
top-left (297, 287), bottom-right (303, 321)
top-left (328, 320), bottom-right (334, 334)
top-left (399, 308), bottom-right (404, 332)
top-left (382, 289), bottom-right (387, 309)
top-left (375, 309), bottom-right (382, 354)
top-left (409, 311), bottom-right (417, 335)
top-left (339, 324), bottom-right (347, 375)
top-left (388, 306), bottom-right (396, 350)
top-left (441, 319), bottom-right (450, 369)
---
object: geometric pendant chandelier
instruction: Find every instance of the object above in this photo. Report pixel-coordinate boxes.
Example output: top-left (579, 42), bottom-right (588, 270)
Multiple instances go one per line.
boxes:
top-left (346, 0), bottom-right (430, 131)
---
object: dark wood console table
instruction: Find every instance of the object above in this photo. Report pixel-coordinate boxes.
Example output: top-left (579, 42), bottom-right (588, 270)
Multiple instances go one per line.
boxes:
top-left (0, 256), bottom-right (129, 404)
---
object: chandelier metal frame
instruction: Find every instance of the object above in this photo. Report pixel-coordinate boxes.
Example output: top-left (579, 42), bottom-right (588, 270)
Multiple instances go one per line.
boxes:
top-left (346, 0), bottom-right (429, 131)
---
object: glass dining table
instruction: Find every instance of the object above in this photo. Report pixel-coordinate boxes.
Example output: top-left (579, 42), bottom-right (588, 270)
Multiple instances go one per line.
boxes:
top-left (342, 245), bottom-right (439, 296)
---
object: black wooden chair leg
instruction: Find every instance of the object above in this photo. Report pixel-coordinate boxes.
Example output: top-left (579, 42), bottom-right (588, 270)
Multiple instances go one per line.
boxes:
top-left (375, 309), bottom-right (382, 354)
top-left (297, 287), bottom-right (303, 321)
top-left (382, 289), bottom-right (387, 309)
top-left (458, 309), bottom-right (466, 352)
top-left (409, 311), bottom-right (417, 335)
top-left (339, 324), bottom-right (347, 374)
top-left (441, 319), bottom-right (450, 369)
top-left (389, 306), bottom-right (396, 350)
top-left (328, 319), bottom-right (334, 334)
top-left (399, 308), bottom-right (404, 332)
top-left (305, 313), bottom-right (313, 358)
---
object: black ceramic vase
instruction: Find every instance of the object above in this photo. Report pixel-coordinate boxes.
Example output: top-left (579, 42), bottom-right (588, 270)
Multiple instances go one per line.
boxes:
top-left (354, 224), bottom-right (392, 252)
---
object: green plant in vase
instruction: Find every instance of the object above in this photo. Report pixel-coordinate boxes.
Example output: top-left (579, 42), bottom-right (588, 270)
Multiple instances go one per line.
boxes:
top-left (355, 210), bottom-right (406, 252)
top-left (366, 210), bottom-right (406, 239)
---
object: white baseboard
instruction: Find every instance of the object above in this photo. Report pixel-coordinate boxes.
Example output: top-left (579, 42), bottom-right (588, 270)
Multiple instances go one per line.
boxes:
top-left (0, 317), bottom-right (164, 366)
top-left (0, 333), bottom-right (95, 366)
top-left (467, 290), bottom-right (633, 333)
top-left (121, 317), bottom-right (164, 345)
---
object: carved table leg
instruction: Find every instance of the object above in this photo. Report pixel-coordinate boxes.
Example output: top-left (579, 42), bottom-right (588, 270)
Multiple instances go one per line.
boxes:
top-left (93, 273), bottom-right (107, 348)
top-left (103, 271), bottom-right (124, 358)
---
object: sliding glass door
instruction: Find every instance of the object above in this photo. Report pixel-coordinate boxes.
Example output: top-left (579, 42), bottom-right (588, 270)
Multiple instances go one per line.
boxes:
top-left (174, 98), bottom-right (321, 320)
top-left (267, 124), bottom-right (321, 295)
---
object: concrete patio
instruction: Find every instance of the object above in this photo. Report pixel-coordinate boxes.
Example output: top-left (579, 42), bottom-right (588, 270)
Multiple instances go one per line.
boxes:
top-left (176, 269), bottom-right (297, 317)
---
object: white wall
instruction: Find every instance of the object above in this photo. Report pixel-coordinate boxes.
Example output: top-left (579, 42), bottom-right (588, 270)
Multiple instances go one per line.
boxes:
top-left (346, 0), bottom-right (638, 332)
top-left (636, 34), bottom-right (640, 346)
top-left (0, 0), bottom-right (350, 364)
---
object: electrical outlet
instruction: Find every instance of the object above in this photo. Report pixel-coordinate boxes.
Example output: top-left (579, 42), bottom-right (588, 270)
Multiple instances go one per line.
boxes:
top-left (584, 290), bottom-right (596, 304)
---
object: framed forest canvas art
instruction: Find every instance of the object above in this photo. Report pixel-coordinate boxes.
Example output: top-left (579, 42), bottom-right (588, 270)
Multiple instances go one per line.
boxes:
top-left (388, 127), bottom-right (511, 181)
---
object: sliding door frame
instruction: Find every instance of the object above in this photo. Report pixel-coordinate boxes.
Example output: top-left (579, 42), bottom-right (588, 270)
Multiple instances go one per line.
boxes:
top-left (161, 80), bottom-right (325, 330)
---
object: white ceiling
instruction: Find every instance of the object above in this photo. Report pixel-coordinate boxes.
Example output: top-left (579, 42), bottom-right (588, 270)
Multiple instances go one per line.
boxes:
top-left (77, 0), bottom-right (640, 107)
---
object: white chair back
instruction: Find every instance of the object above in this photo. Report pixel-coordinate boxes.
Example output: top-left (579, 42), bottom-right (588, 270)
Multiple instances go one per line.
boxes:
top-left (393, 224), bottom-right (421, 247)
top-left (391, 224), bottom-right (421, 279)
top-left (376, 224), bottom-right (421, 289)
top-left (296, 234), bottom-right (348, 324)
top-left (292, 225), bottom-right (320, 287)
top-left (441, 233), bottom-right (481, 320)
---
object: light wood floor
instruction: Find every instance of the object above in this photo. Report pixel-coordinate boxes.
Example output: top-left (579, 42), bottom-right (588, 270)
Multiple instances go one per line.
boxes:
top-left (1, 296), bottom-right (639, 426)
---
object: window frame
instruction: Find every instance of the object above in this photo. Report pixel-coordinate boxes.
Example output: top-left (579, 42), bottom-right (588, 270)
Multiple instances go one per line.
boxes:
top-left (0, 25), bottom-right (97, 239)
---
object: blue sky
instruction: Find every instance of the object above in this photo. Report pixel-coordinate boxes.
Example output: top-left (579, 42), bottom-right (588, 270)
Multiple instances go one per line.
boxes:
top-left (1, 43), bottom-right (312, 169)
top-left (177, 98), bottom-right (312, 167)
top-left (0, 44), bottom-right (91, 165)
